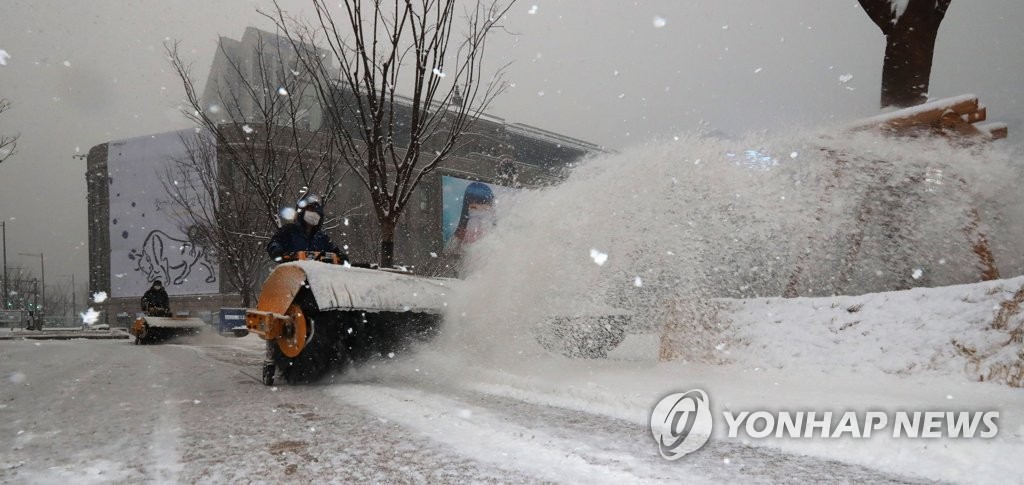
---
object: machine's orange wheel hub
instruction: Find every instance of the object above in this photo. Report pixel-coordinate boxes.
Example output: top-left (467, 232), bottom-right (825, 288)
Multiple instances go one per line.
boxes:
top-left (277, 303), bottom-right (308, 358)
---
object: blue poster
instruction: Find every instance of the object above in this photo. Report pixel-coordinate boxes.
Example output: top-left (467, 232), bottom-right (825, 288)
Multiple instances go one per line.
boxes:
top-left (441, 176), bottom-right (515, 254)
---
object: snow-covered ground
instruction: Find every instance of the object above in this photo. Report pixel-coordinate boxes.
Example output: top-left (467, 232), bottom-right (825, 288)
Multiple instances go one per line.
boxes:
top-left (0, 334), bottom-right (933, 484)
top-left (3, 131), bottom-right (1022, 483)
top-left (2, 273), bottom-right (1022, 484)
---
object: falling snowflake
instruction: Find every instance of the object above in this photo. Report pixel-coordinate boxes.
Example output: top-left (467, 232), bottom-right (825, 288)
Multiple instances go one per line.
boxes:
top-left (590, 248), bottom-right (608, 266)
top-left (80, 308), bottom-right (101, 325)
top-left (277, 86), bottom-right (288, 96)
top-left (839, 73), bottom-right (854, 84)
top-left (0, 50), bottom-right (10, 66)
top-left (634, 276), bottom-right (643, 287)
top-left (652, 16), bottom-right (667, 28)
top-left (527, 5), bottom-right (538, 14)
top-left (242, 125), bottom-right (254, 134)
top-left (912, 268), bottom-right (923, 280)
top-left (62, 60), bottom-right (72, 67)
top-left (431, 68), bottom-right (446, 78)
top-left (92, 291), bottom-right (108, 303)
top-left (208, 104), bottom-right (221, 114)
top-left (754, 67), bottom-right (763, 74)
top-left (790, 151), bottom-right (799, 159)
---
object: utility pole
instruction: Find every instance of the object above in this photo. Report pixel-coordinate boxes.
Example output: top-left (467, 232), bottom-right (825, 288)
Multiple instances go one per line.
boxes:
top-left (1, 221), bottom-right (7, 310)
top-left (19, 252), bottom-right (43, 323)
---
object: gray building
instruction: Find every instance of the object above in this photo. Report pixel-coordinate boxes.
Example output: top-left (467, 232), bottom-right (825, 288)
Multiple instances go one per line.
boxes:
top-left (85, 28), bottom-right (602, 326)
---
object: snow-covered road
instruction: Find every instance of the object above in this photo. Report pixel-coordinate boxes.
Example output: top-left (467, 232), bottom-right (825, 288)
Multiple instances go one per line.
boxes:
top-left (0, 336), bottom-right (945, 483)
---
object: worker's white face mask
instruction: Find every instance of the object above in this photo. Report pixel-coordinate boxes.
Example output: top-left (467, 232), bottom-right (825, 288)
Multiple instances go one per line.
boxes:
top-left (303, 211), bottom-right (321, 226)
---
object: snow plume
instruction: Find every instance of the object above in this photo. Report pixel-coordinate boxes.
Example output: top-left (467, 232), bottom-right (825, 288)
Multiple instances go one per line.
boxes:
top-left (442, 129), bottom-right (1023, 365)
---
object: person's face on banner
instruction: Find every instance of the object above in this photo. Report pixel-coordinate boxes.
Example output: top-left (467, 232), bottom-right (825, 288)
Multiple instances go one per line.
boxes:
top-left (464, 202), bottom-right (495, 243)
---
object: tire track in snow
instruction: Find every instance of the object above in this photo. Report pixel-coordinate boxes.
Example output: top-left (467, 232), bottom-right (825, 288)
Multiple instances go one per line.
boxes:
top-left (329, 384), bottom-right (712, 484)
top-left (149, 401), bottom-right (183, 484)
top-left (329, 372), bottom-right (932, 484)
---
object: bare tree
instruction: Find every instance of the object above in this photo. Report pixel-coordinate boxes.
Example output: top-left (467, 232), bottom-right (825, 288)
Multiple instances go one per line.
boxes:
top-left (161, 132), bottom-right (270, 307)
top-left (268, 0), bottom-right (516, 267)
top-left (0, 98), bottom-right (19, 165)
top-left (858, 0), bottom-right (953, 108)
top-left (164, 31), bottom-right (351, 301)
top-left (166, 34), bottom-right (345, 232)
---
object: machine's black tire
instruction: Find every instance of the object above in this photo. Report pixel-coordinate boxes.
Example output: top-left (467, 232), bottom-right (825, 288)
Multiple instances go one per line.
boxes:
top-left (137, 324), bottom-right (150, 345)
top-left (273, 289), bottom-right (347, 384)
top-left (262, 362), bottom-right (275, 386)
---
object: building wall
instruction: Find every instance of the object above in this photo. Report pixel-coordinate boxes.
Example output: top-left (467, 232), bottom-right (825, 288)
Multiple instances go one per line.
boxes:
top-left (87, 128), bottom-right (592, 323)
top-left (87, 27), bottom-right (603, 323)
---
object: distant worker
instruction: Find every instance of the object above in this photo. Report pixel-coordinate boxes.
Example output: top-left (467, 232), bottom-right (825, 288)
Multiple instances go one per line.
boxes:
top-left (267, 193), bottom-right (349, 263)
top-left (141, 280), bottom-right (171, 317)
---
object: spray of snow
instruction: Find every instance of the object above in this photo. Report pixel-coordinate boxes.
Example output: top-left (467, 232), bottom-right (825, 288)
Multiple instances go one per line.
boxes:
top-left (80, 308), bottom-right (101, 325)
top-left (440, 128), bottom-right (1023, 365)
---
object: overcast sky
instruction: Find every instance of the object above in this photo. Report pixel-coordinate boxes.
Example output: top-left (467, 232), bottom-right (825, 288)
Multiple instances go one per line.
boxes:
top-left (0, 0), bottom-right (1021, 297)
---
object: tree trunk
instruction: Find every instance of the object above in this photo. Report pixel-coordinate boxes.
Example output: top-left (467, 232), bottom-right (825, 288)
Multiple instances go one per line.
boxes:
top-left (380, 219), bottom-right (396, 268)
top-left (241, 283), bottom-right (252, 308)
top-left (857, 0), bottom-right (952, 108)
top-left (880, 19), bottom-right (941, 108)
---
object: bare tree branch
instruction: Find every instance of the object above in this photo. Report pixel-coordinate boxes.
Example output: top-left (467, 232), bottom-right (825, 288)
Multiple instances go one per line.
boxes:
top-left (0, 98), bottom-right (20, 165)
top-left (266, 0), bottom-right (517, 266)
top-left (163, 31), bottom-right (352, 303)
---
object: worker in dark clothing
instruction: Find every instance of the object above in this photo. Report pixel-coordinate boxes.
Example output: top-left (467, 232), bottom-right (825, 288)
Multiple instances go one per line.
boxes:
top-left (261, 193), bottom-right (348, 386)
top-left (141, 280), bottom-right (171, 317)
top-left (267, 193), bottom-right (349, 263)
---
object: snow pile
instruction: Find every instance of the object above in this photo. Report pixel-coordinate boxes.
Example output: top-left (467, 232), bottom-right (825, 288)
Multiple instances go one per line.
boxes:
top-left (443, 129), bottom-right (1024, 368)
top-left (721, 276), bottom-right (1024, 385)
top-left (294, 261), bottom-right (458, 314)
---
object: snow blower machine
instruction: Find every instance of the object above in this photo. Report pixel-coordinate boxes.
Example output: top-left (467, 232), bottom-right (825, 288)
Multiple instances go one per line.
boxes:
top-left (130, 312), bottom-right (206, 344)
top-left (245, 252), bottom-right (456, 385)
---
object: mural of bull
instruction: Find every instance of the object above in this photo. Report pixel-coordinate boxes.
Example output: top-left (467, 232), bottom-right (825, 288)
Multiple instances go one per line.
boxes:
top-left (128, 230), bottom-right (217, 286)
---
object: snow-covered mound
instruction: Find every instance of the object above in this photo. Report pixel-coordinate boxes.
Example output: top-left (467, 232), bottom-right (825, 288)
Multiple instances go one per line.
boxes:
top-left (717, 276), bottom-right (1024, 386)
